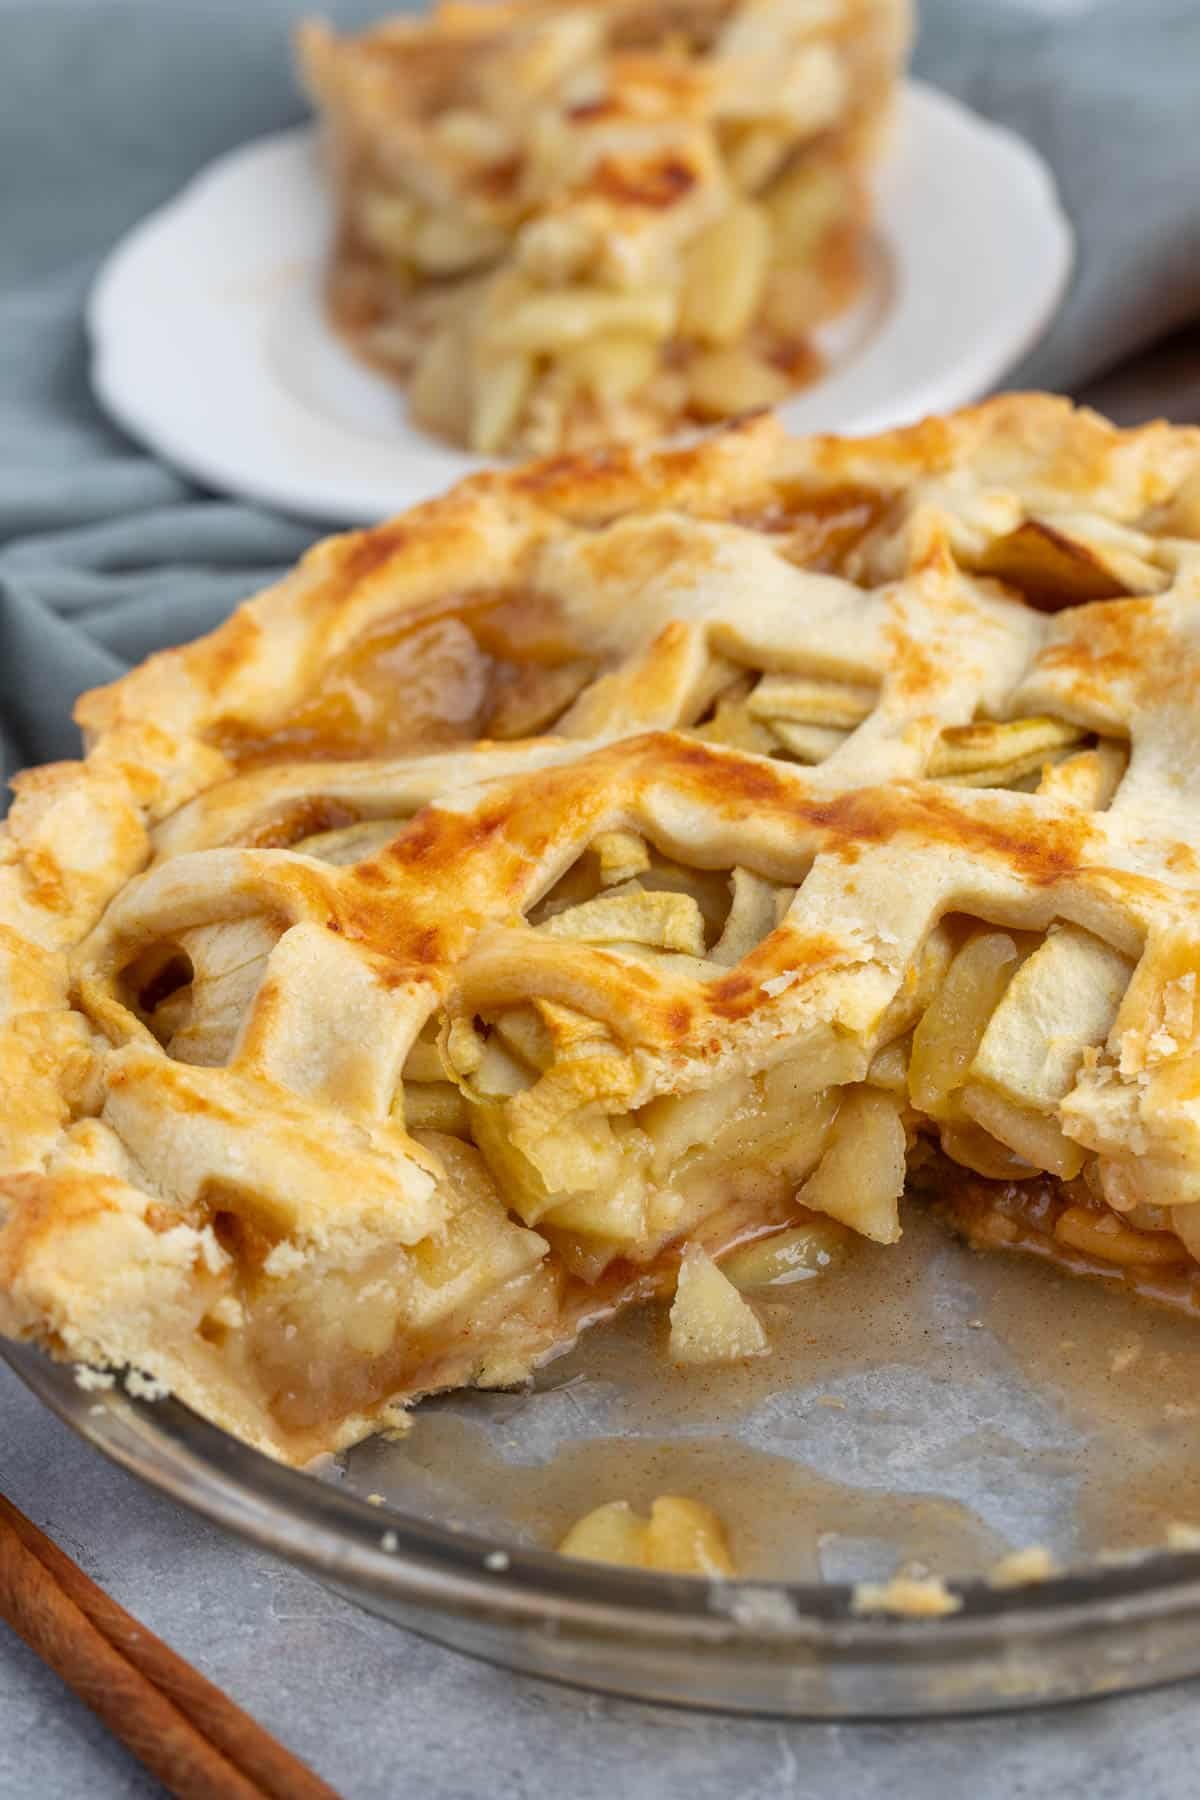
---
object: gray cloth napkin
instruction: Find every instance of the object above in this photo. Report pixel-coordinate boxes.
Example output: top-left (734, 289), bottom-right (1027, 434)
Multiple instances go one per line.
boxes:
top-left (1, 0), bottom-right (1198, 785)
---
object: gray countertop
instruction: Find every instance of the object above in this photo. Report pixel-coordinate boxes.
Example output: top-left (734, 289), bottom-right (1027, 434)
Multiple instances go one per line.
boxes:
top-left (3, 332), bottom-right (1200, 1800)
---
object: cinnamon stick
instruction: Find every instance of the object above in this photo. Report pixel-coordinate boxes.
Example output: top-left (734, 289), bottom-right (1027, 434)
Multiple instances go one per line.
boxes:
top-left (0, 1493), bottom-right (340, 1800)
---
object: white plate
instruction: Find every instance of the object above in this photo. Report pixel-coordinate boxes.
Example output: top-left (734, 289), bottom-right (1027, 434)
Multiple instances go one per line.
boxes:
top-left (88, 82), bottom-right (1072, 526)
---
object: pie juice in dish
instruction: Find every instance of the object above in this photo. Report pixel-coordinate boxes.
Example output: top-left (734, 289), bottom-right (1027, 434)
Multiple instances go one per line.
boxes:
top-left (3, 396), bottom-right (1200, 1468)
top-left (297, 0), bottom-right (910, 457)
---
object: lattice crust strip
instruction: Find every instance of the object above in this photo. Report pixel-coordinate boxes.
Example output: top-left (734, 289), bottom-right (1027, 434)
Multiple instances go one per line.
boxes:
top-left (3, 397), bottom-right (1200, 1462)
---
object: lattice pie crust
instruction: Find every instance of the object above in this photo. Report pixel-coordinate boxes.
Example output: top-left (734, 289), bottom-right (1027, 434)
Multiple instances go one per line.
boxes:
top-left (299, 0), bottom-right (909, 456)
top-left (4, 396), bottom-right (1200, 1463)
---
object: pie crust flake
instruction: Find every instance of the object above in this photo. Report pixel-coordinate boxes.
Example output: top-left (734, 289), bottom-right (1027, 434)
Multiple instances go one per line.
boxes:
top-left (297, 0), bottom-right (910, 456)
top-left (4, 395), bottom-right (1200, 1464)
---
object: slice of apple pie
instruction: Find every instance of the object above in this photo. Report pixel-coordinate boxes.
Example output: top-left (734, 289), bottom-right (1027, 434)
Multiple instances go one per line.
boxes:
top-left (297, 0), bottom-right (910, 456)
top-left (4, 395), bottom-right (1200, 1465)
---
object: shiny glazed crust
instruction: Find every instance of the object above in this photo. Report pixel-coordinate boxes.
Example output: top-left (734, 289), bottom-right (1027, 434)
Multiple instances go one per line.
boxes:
top-left (5, 395), bottom-right (1200, 1462)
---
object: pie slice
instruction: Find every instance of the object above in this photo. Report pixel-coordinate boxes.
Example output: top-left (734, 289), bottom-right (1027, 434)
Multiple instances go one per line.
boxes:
top-left (297, 0), bottom-right (910, 456)
top-left (4, 395), bottom-right (1200, 1464)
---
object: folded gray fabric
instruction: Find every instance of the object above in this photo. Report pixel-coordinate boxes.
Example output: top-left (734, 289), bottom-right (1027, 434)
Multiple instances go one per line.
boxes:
top-left (914, 0), bottom-right (1200, 392)
top-left (2, 0), bottom-right (1197, 786)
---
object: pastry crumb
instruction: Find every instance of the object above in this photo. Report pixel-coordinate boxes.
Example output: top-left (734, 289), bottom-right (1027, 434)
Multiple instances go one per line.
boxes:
top-left (710, 1586), bottom-right (801, 1632)
top-left (366, 1492), bottom-right (385, 1506)
top-left (380, 1530), bottom-right (399, 1553)
top-left (850, 1574), bottom-right (962, 1619)
top-left (196, 1225), bottom-right (228, 1276)
top-left (988, 1545), bottom-right (1057, 1588)
top-left (377, 1405), bottom-right (414, 1441)
top-left (484, 1550), bottom-right (511, 1572)
top-left (124, 1369), bottom-right (169, 1402)
top-left (74, 1366), bottom-right (115, 1392)
top-left (207, 1294), bottom-right (244, 1330)
top-left (263, 1241), bottom-right (306, 1279)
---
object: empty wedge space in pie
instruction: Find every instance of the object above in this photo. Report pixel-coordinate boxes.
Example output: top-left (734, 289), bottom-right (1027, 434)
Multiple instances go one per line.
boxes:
top-left (3, 394), bottom-right (1200, 1465)
top-left (298, 0), bottom-right (910, 456)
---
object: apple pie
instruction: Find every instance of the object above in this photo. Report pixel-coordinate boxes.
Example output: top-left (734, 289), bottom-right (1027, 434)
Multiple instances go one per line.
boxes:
top-left (297, 0), bottom-right (910, 456)
top-left (4, 395), bottom-right (1200, 1465)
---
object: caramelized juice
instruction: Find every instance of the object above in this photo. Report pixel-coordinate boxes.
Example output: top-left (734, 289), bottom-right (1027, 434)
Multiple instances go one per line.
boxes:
top-left (341, 1206), bottom-right (1200, 1580)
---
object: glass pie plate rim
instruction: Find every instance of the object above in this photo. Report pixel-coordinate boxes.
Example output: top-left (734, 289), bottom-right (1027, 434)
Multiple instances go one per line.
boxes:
top-left (8, 1337), bottom-right (1200, 1719)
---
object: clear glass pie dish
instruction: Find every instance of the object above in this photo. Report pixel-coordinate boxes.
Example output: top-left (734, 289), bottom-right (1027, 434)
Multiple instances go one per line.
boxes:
top-left (11, 1205), bottom-right (1200, 1720)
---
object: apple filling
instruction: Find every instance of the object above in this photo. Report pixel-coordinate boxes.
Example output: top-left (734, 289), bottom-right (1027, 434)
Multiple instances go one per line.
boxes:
top-left (227, 1133), bottom-right (558, 1448)
top-left (93, 816), bottom-right (1200, 1462)
top-left (921, 1159), bottom-right (1200, 1312)
top-left (210, 590), bottom-right (595, 769)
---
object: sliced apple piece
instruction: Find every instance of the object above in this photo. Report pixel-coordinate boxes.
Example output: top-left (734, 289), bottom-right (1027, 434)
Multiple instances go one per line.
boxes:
top-left (558, 1495), bottom-right (734, 1576)
top-left (797, 1086), bottom-right (905, 1244)
top-left (669, 1244), bottom-right (769, 1363)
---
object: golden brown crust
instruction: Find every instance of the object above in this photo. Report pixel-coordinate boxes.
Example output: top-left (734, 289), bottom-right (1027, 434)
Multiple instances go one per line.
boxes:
top-left (4, 395), bottom-right (1200, 1460)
